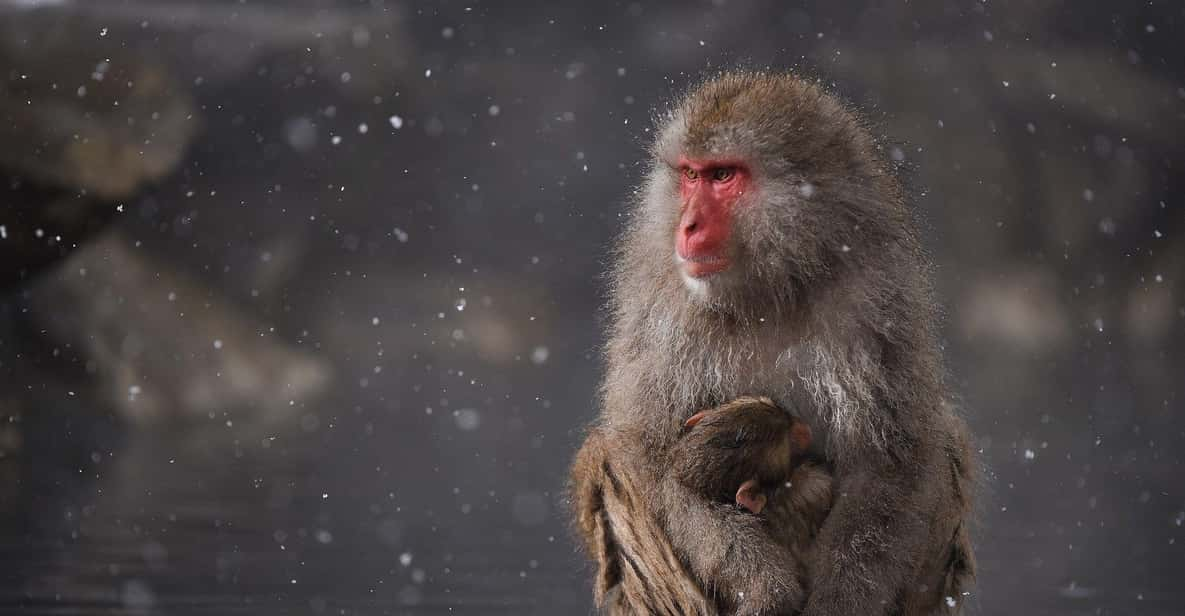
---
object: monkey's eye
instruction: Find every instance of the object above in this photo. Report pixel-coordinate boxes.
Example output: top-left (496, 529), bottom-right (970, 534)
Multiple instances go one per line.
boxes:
top-left (711, 167), bottom-right (735, 182)
top-left (683, 167), bottom-right (698, 181)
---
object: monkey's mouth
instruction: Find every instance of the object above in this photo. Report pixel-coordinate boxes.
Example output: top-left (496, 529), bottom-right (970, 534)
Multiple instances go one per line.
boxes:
top-left (675, 252), bottom-right (731, 278)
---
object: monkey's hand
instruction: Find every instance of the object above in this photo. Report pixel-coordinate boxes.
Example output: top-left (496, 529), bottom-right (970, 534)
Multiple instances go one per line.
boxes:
top-left (568, 429), bottom-right (619, 606)
top-left (672, 396), bottom-right (810, 513)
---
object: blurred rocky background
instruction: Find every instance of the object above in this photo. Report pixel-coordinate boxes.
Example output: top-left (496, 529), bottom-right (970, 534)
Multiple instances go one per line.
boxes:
top-left (0, 0), bottom-right (1181, 614)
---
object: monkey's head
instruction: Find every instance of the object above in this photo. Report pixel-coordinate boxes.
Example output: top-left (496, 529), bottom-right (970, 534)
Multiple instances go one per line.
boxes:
top-left (639, 71), bottom-right (907, 315)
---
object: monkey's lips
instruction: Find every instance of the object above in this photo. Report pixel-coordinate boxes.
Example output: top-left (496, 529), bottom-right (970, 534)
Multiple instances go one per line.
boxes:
top-left (676, 252), bottom-right (731, 278)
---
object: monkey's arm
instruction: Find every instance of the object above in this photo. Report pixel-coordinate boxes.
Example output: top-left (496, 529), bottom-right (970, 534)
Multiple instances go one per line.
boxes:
top-left (570, 428), bottom-right (715, 615)
top-left (569, 429), bottom-right (622, 606)
top-left (801, 443), bottom-right (946, 616)
top-left (803, 415), bottom-right (975, 616)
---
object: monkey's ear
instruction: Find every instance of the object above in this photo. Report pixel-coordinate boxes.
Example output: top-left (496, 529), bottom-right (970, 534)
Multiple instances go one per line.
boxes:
top-left (789, 420), bottom-right (812, 453)
top-left (684, 410), bottom-right (708, 428)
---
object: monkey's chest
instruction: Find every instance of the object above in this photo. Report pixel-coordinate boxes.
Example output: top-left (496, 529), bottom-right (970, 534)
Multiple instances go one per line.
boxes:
top-left (690, 345), bottom-right (832, 458)
top-left (766, 387), bottom-right (830, 459)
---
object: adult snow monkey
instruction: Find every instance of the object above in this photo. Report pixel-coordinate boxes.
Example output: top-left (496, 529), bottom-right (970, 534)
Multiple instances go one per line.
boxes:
top-left (570, 71), bottom-right (975, 616)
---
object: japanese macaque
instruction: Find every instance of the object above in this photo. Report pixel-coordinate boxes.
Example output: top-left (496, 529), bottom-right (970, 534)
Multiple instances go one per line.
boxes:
top-left (570, 71), bottom-right (976, 615)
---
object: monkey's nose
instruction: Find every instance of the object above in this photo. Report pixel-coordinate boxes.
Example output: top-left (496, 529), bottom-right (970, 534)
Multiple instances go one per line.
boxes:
top-left (680, 207), bottom-right (705, 238)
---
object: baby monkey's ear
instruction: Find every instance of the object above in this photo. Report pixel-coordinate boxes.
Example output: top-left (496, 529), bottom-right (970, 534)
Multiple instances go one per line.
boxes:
top-left (789, 419), bottom-right (812, 453)
top-left (683, 410), bottom-right (708, 429)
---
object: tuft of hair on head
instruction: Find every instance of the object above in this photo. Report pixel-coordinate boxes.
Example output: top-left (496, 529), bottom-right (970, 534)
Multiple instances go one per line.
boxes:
top-left (657, 70), bottom-right (885, 180)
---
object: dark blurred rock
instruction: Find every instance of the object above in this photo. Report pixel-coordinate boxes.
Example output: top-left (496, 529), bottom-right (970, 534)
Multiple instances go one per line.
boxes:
top-left (24, 232), bottom-right (330, 425)
top-left (0, 181), bottom-right (116, 286)
top-left (822, 37), bottom-right (1184, 354)
top-left (0, 24), bottom-right (197, 285)
top-left (0, 45), bottom-right (195, 199)
top-left (0, 1), bottom-right (411, 97)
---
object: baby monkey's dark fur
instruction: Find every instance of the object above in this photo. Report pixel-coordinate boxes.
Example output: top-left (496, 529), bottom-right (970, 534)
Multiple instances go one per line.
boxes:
top-left (570, 71), bottom-right (976, 615)
top-left (675, 396), bottom-right (817, 511)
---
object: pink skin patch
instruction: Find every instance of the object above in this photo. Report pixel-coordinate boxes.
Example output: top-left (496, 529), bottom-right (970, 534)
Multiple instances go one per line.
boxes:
top-left (735, 479), bottom-right (767, 514)
top-left (682, 410), bottom-right (710, 428)
top-left (675, 158), bottom-right (750, 279)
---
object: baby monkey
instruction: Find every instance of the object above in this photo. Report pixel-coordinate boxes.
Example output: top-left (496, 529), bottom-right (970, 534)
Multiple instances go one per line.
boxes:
top-left (674, 397), bottom-right (824, 517)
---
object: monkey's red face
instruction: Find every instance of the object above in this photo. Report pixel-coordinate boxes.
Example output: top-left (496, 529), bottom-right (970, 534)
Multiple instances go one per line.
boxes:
top-left (675, 158), bottom-right (751, 279)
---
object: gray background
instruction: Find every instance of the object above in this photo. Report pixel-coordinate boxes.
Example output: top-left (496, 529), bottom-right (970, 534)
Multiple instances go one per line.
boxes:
top-left (0, 1), bottom-right (1182, 614)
